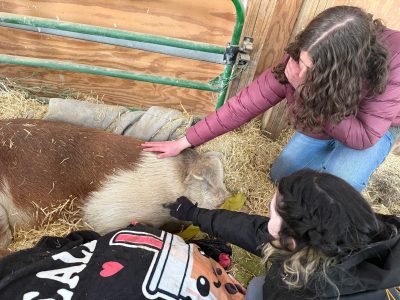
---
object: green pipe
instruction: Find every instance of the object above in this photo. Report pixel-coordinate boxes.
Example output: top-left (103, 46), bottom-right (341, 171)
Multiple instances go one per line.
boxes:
top-left (0, 0), bottom-right (246, 109)
top-left (0, 23), bottom-right (225, 64)
top-left (216, 0), bottom-right (245, 108)
top-left (216, 64), bottom-right (233, 109)
top-left (0, 54), bottom-right (221, 92)
top-left (230, 0), bottom-right (245, 46)
top-left (0, 12), bottom-right (225, 55)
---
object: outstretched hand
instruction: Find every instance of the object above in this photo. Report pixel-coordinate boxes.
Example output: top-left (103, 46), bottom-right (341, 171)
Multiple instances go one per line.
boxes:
top-left (141, 136), bottom-right (192, 158)
top-left (163, 196), bottom-right (198, 222)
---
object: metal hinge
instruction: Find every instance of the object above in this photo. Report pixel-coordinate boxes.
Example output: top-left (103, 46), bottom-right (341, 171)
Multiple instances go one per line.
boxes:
top-left (223, 36), bottom-right (253, 65)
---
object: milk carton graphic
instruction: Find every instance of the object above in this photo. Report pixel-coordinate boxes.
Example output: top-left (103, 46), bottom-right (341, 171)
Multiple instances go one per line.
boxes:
top-left (109, 228), bottom-right (243, 300)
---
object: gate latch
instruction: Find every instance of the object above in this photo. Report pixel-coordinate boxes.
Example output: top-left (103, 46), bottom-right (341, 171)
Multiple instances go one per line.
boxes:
top-left (223, 36), bottom-right (253, 65)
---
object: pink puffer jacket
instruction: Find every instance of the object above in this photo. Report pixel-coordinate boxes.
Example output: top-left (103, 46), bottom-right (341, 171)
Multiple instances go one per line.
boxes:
top-left (186, 29), bottom-right (400, 150)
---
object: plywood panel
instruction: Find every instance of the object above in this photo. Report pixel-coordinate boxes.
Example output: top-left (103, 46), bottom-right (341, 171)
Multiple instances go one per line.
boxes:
top-left (0, 65), bottom-right (216, 113)
top-left (0, 0), bottom-right (236, 44)
top-left (0, 27), bottom-right (220, 81)
top-left (0, 0), bottom-right (238, 114)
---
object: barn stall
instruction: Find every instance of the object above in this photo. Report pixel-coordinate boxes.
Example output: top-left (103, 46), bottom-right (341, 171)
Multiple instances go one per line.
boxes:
top-left (0, 0), bottom-right (399, 284)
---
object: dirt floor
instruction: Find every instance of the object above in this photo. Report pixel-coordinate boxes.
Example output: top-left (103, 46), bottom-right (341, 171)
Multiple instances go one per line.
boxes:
top-left (1, 80), bottom-right (399, 285)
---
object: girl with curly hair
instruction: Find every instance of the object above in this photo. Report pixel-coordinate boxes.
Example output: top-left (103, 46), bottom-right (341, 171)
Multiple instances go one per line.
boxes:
top-left (143, 5), bottom-right (400, 191)
top-left (166, 169), bottom-right (400, 299)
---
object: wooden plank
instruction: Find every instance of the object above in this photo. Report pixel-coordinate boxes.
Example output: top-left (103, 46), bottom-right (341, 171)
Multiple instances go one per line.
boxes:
top-left (261, 0), bottom-right (400, 139)
top-left (0, 65), bottom-right (216, 114)
top-left (227, 0), bottom-right (304, 106)
top-left (0, 27), bottom-right (221, 81)
top-left (321, 0), bottom-right (400, 29)
top-left (0, 0), bottom-right (238, 115)
top-left (0, 26), bottom-right (221, 114)
top-left (255, 0), bottom-right (305, 76)
top-left (286, 0), bottom-right (324, 43)
top-left (227, 0), bottom-right (277, 97)
top-left (257, 0), bottom-right (305, 139)
top-left (0, 0), bottom-right (236, 44)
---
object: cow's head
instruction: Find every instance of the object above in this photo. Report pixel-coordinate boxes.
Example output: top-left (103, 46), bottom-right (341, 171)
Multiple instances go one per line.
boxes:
top-left (183, 151), bottom-right (230, 209)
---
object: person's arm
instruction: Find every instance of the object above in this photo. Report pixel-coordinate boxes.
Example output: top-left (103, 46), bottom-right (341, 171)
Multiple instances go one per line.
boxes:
top-left (193, 207), bottom-right (273, 256)
top-left (324, 53), bottom-right (400, 150)
top-left (142, 135), bottom-right (192, 158)
top-left (186, 68), bottom-right (288, 147)
top-left (142, 66), bottom-right (288, 156)
top-left (166, 197), bottom-right (274, 256)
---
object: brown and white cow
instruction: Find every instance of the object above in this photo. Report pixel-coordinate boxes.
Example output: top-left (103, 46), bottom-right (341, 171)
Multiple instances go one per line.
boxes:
top-left (0, 119), bottom-right (229, 247)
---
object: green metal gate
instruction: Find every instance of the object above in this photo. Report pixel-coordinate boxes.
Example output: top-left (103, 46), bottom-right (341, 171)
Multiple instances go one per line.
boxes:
top-left (0, 0), bottom-right (246, 109)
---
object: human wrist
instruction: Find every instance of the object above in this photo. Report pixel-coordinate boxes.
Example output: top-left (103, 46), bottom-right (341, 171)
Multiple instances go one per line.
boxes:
top-left (185, 204), bottom-right (200, 222)
top-left (178, 136), bottom-right (192, 150)
top-left (190, 206), bottom-right (202, 225)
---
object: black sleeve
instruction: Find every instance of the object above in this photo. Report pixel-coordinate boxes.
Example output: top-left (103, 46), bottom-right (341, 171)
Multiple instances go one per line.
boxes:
top-left (0, 230), bottom-right (100, 280)
top-left (192, 208), bottom-right (274, 256)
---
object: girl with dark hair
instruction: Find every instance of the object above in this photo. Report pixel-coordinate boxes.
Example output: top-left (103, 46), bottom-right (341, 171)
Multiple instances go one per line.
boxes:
top-left (166, 169), bottom-right (400, 299)
top-left (142, 5), bottom-right (400, 192)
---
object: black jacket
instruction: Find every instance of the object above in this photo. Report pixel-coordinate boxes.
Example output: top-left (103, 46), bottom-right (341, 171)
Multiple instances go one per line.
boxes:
top-left (192, 208), bottom-right (400, 299)
top-left (0, 223), bottom-right (246, 299)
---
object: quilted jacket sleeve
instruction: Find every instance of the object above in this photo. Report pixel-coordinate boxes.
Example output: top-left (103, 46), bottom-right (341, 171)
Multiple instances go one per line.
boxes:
top-left (186, 67), bottom-right (288, 146)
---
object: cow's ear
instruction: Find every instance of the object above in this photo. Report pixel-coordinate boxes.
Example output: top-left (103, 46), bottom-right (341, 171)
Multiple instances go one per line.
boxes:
top-left (184, 151), bottom-right (223, 187)
top-left (184, 171), bottom-right (204, 184)
top-left (203, 151), bottom-right (224, 160)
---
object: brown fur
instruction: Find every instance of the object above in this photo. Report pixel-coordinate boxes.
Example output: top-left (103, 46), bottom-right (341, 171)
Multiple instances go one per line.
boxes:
top-left (0, 119), bottom-right (229, 246)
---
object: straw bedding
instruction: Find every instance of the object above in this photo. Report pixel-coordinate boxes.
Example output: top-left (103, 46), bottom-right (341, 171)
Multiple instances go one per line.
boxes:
top-left (1, 79), bottom-right (399, 283)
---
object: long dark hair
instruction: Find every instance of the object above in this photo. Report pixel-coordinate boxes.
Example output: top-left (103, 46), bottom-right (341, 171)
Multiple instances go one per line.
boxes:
top-left (263, 169), bottom-right (396, 295)
top-left (273, 6), bottom-right (389, 133)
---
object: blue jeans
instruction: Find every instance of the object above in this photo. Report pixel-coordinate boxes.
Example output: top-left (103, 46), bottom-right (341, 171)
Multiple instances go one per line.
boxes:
top-left (270, 131), bottom-right (395, 191)
top-left (245, 275), bottom-right (265, 300)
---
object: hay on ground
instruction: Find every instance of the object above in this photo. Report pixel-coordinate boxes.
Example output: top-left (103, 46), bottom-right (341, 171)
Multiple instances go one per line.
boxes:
top-left (0, 79), bottom-right (48, 119)
top-left (364, 153), bottom-right (400, 215)
top-left (1, 78), bottom-right (399, 285)
top-left (8, 197), bottom-right (86, 252)
top-left (197, 120), bottom-right (292, 216)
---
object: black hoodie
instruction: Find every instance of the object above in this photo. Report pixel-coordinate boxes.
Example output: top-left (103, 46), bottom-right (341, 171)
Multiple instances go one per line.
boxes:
top-left (191, 208), bottom-right (400, 299)
top-left (0, 211), bottom-right (398, 299)
top-left (0, 223), bottom-right (247, 299)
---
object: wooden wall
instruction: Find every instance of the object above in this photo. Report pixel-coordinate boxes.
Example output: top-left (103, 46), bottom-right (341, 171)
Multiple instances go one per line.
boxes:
top-left (227, 0), bottom-right (304, 138)
top-left (227, 0), bottom-right (304, 97)
top-left (0, 0), bottom-right (236, 114)
top-left (1, 0), bottom-right (399, 121)
top-left (256, 0), bottom-right (400, 138)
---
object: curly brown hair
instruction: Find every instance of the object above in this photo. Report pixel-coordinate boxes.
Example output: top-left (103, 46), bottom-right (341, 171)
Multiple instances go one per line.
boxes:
top-left (273, 6), bottom-right (389, 133)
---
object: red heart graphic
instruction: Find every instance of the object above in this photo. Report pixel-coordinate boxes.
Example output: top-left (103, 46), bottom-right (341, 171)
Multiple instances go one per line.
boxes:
top-left (100, 261), bottom-right (124, 277)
